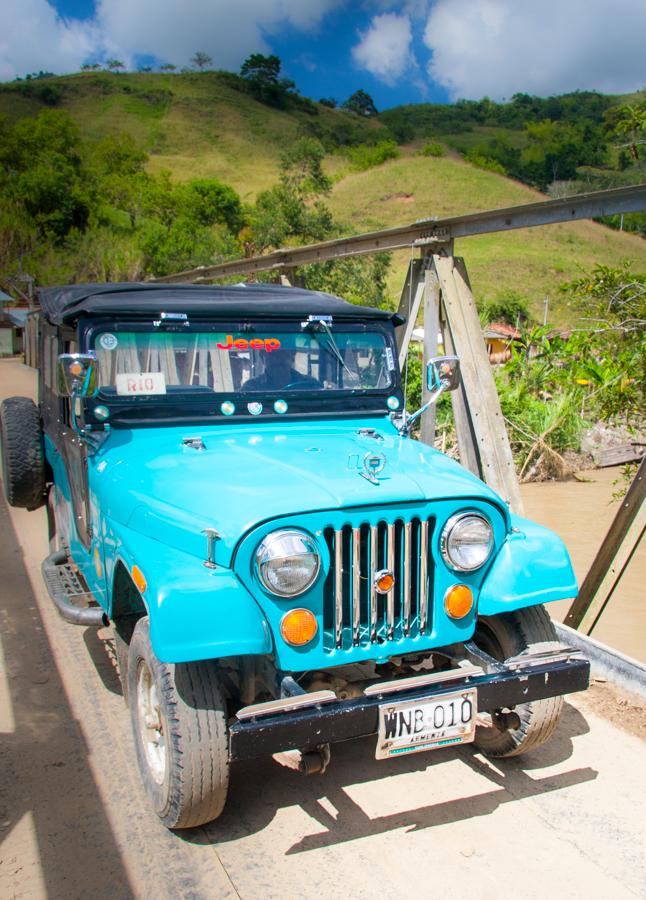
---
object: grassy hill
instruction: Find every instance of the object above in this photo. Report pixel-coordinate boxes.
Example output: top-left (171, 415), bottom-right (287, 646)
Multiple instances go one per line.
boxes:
top-left (327, 151), bottom-right (646, 323)
top-left (1, 72), bottom-right (645, 323)
top-left (0, 72), bottom-right (386, 201)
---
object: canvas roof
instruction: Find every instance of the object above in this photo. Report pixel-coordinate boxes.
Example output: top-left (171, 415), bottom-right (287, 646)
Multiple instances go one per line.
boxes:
top-left (38, 283), bottom-right (403, 327)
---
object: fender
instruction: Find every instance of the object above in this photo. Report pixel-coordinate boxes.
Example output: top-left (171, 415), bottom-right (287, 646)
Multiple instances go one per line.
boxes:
top-left (478, 514), bottom-right (578, 615)
top-left (104, 516), bottom-right (272, 663)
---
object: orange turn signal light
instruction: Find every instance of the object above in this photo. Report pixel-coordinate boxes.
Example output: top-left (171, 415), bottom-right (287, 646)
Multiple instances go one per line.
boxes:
top-left (131, 564), bottom-right (147, 594)
top-left (444, 584), bottom-right (473, 619)
top-left (280, 608), bottom-right (318, 646)
top-left (69, 362), bottom-right (84, 377)
top-left (375, 570), bottom-right (395, 594)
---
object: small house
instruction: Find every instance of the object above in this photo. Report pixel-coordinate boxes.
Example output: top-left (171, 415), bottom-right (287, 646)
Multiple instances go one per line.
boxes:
top-left (0, 299), bottom-right (29, 357)
top-left (484, 322), bottom-right (521, 364)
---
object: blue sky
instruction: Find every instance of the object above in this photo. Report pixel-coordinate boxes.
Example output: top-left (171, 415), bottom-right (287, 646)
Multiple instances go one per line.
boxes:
top-left (3, 1), bottom-right (646, 109)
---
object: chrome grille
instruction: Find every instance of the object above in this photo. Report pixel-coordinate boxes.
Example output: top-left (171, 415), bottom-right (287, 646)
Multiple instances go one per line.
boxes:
top-left (323, 516), bottom-right (434, 651)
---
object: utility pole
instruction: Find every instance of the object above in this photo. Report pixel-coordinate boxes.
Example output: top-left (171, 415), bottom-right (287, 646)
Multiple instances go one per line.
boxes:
top-left (543, 296), bottom-right (549, 326)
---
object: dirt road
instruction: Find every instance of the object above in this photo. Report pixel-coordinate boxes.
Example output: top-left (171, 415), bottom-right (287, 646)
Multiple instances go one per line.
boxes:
top-left (1, 358), bottom-right (645, 899)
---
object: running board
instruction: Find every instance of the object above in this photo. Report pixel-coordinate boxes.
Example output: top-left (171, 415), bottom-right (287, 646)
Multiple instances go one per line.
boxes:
top-left (41, 550), bottom-right (106, 626)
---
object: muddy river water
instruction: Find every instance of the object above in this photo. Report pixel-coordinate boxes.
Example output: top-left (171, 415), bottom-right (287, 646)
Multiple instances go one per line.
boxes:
top-left (522, 469), bottom-right (645, 663)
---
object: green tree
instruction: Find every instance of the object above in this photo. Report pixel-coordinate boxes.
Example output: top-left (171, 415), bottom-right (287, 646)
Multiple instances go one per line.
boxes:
top-left (191, 51), bottom-right (212, 70)
top-left (178, 179), bottom-right (244, 233)
top-left (0, 111), bottom-right (93, 242)
top-left (279, 138), bottom-right (331, 197)
top-left (613, 103), bottom-right (646, 161)
top-left (302, 253), bottom-right (391, 308)
top-left (239, 53), bottom-right (295, 106)
top-left (342, 90), bottom-right (378, 117)
top-left (106, 59), bottom-right (125, 72)
top-left (249, 135), bottom-right (390, 306)
top-left (519, 120), bottom-right (584, 189)
top-left (160, 63), bottom-right (177, 72)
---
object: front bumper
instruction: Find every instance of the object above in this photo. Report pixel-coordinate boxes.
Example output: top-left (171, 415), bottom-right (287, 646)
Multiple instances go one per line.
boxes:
top-left (228, 647), bottom-right (589, 762)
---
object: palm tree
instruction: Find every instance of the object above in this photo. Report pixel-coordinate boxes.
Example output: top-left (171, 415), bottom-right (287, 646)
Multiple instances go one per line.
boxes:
top-left (614, 104), bottom-right (646, 161)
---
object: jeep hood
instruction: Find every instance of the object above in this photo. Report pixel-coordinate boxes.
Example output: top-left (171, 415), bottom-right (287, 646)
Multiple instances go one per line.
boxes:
top-left (92, 417), bottom-right (506, 566)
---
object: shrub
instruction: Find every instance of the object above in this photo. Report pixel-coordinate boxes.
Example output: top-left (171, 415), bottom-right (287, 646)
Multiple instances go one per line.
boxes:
top-left (481, 292), bottom-right (531, 326)
top-left (465, 150), bottom-right (507, 175)
top-left (346, 140), bottom-right (400, 171)
top-left (419, 142), bottom-right (445, 157)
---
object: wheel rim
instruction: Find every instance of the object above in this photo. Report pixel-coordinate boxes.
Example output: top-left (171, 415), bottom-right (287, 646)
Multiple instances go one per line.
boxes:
top-left (136, 659), bottom-right (167, 785)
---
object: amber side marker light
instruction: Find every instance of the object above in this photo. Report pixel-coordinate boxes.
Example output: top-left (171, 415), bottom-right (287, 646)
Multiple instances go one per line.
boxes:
top-left (69, 361), bottom-right (84, 376)
top-left (280, 608), bottom-right (318, 646)
top-left (375, 569), bottom-right (395, 594)
top-left (444, 584), bottom-right (473, 619)
top-left (131, 565), bottom-right (147, 594)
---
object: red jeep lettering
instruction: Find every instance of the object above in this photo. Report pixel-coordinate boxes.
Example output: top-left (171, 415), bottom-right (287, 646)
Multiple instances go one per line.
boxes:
top-left (217, 335), bottom-right (281, 352)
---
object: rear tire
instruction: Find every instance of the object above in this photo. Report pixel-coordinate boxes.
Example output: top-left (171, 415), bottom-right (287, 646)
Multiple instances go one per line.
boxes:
top-left (127, 617), bottom-right (230, 828)
top-left (0, 396), bottom-right (46, 510)
top-left (473, 605), bottom-right (564, 758)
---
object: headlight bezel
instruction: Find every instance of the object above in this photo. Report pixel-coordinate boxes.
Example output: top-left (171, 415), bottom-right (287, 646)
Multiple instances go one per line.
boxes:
top-left (255, 528), bottom-right (321, 598)
top-left (440, 512), bottom-right (494, 573)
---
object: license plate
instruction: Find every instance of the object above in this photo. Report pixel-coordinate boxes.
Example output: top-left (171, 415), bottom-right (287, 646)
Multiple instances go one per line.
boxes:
top-left (376, 688), bottom-right (477, 760)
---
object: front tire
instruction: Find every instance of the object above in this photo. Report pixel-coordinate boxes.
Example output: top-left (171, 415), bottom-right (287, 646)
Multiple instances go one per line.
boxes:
top-left (473, 605), bottom-right (564, 758)
top-left (127, 617), bottom-right (230, 828)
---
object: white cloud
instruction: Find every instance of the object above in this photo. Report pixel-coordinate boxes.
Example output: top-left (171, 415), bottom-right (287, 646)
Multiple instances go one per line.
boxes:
top-left (352, 12), bottom-right (414, 84)
top-left (95, 0), bottom-right (345, 70)
top-left (424, 0), bottom-right (646, 100)
top-left (0, 0), bottom-right (97, 80)
top-left (0, 0), bottom-right (343, 80)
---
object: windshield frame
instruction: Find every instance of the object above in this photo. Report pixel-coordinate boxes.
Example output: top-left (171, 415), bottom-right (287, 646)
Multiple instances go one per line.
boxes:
top-left (80, 316), bottom-right (403, 427)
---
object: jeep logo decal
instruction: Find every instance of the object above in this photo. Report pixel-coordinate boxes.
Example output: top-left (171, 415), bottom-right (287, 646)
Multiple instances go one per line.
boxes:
top-left (216, 335), bottom-right (281, 352)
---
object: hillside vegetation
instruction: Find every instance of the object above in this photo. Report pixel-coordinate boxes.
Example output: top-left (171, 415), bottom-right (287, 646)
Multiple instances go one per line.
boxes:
top-left (0, 72), bottom-right (386, 200)
top-left (1, 71), bottom-right (645, 325)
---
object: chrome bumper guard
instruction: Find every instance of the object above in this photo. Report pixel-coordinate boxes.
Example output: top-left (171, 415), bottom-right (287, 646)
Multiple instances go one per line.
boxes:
top-left (229, 646), bottom-right (589, 762)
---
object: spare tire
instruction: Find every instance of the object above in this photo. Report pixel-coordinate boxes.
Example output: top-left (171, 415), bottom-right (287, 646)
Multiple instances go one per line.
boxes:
top-left (0, 396), bottom-right (46, 510)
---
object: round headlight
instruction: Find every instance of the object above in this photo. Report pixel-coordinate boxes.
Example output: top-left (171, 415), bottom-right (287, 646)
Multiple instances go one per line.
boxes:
top-left (255, 529), bottom-right (320, 597)
top-left (441, 513), bottom-right (493, 572)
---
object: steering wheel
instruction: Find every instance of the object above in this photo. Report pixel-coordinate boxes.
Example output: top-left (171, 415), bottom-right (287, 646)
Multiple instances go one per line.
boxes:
top-left (283, 378), bottom-right (323, 391)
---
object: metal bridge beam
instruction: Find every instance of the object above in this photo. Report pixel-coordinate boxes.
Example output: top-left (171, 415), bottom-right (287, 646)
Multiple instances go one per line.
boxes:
top-left (151, 184), bottom-right (646, 284)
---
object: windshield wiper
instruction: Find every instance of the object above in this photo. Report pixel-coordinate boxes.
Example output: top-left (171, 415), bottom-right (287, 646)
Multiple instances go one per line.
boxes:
top-left (301, 315), bottom-right (352, 375)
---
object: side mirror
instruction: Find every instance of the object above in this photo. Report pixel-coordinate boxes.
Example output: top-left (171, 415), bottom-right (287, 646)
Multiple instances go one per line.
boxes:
top-left (427, 356), bottom-right (460, 393)
top-left (57, 354), bottom-right (98, 398)
top-left (400, 355), bottom-right (461, 436)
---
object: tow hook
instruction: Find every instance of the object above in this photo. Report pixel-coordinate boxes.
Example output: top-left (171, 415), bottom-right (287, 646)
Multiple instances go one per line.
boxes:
top-left (272, 744), bottom-right (331, 775)
top-left (492, 710), bottom-right (522, 732)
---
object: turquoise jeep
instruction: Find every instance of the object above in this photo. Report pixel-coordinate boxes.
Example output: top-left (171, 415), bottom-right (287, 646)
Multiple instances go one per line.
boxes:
top-left (0, 282), bottom-right (588, 829)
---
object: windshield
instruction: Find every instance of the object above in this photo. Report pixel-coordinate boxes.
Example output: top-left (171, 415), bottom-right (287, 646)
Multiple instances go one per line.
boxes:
top-left (92, 327), bottom-right (395, 396)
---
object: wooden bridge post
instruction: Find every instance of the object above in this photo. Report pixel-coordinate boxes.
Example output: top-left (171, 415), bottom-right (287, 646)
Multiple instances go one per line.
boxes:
top-left (420, 267), bottom-right (441, 446)
top-left (396, 245), bottom-right (523, 514)
top-left (564, 457), bottom-right (645, 634)
top-left (433, 252), bottom-right (523, 512)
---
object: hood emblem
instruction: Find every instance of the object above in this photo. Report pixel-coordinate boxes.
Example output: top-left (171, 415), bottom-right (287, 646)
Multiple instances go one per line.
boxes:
top-left (360, 451), bottom-right (387, 485)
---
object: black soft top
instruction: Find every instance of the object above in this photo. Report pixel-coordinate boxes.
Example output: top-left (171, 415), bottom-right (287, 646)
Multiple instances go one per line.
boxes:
top-left (38, 282), bottom-right (403, 326)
